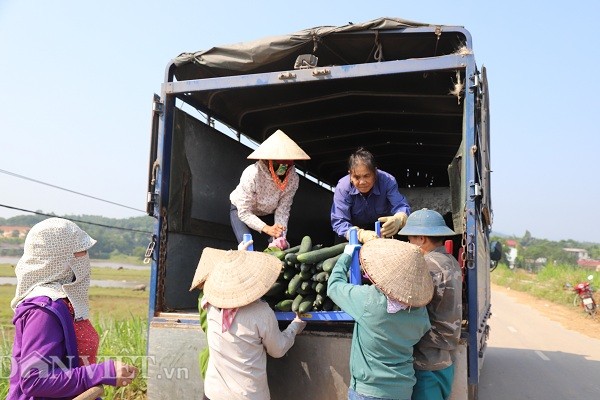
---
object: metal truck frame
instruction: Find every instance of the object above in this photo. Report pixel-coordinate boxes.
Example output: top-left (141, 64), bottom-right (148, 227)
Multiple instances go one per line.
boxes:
top-left (144, 17), bottom-right (494, 400)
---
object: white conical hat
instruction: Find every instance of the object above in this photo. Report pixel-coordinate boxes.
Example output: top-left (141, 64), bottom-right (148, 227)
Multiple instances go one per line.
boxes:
top-left (189, 247), bottom-right (227, 291)
top-left (360, 239), bottom-right (433, 307)
top-left (247, 130), bottom-right (311, 160)
top-left (203, 249), bottom-right (282, 309)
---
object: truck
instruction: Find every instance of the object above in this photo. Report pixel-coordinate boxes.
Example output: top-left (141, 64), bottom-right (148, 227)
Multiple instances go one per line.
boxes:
top-left (144, 17), bottom-right (498, 400)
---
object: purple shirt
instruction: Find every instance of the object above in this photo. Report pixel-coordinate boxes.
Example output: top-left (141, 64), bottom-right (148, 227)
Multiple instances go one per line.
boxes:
top-left (8, 296), bottom-right (117, 400)
top-left (331, 169), bottom-right (410, 238)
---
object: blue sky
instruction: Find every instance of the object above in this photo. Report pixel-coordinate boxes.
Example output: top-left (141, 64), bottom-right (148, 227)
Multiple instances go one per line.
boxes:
top-left (1, 1), bottom-right (599, 243)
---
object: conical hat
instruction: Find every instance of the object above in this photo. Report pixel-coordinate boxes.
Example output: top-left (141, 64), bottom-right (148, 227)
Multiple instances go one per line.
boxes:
top-left (360, 239), bottom-right (433, 307)
top-left (189, 247), bottom-right (227, 291)
top-left (247, 130), bottom-right (310, 160)
top-left (203, 250), bottom-right (282, 308)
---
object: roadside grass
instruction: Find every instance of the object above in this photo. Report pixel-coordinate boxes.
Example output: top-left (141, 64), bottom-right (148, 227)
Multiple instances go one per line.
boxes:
top-left (0, 264), bottom-right (150, 282)
top-left (0, 285), bottom-right (149, 398)
top-left (491, 263), bottom-right (600, 308)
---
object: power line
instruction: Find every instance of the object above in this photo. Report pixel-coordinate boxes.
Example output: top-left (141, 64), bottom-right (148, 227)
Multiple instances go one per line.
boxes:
top-left (0, 203), bottom-right (153, 235)
top-left (0, 168), bottom-right (146, 213)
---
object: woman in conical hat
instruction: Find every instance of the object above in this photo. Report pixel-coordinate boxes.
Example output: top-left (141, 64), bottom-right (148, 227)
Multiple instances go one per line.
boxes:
top-left (229, 129), bottom-right (310, 251)
top-left (327, 239), bottom-right (433, 400)
top-left (191, 240), bottom-right (306, 400)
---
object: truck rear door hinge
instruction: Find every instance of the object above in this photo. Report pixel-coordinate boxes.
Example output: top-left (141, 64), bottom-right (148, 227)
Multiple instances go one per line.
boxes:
top-left (144, 235), bottom-right (157, 264)
top-left (469, 180), bottom-right (482, 199)
top-left (152, 99), bottom-right (164, 115)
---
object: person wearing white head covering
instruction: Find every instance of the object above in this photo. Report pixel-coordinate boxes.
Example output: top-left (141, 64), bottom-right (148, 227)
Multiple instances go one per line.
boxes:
top-left (8, 217), bottom-right (137, 400)
top-left (229, 129), bottom-right (310, 250)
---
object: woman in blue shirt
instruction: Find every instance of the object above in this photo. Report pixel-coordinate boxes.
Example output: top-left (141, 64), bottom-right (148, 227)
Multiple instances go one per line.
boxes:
top-left (331, 148), bottom-right (411, 243)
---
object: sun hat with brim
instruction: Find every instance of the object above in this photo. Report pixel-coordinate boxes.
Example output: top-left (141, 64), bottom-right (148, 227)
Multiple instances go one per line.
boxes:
top-left (189, 247), bottom-right (228, 291)
top-left (398, 208), bottom-right (456, 237)
top-left (359, 239), bottom-right (433, 307)
top-left (203, 250), bottom-right (282, 309)
top-left (247, 129), bottom-right (311, 160)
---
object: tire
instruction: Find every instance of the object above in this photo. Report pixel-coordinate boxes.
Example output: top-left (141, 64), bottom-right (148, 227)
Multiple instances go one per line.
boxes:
top-left (584, 300), bottom-right (597, 317)
top-left (573, 294), bottom-right (582, 308)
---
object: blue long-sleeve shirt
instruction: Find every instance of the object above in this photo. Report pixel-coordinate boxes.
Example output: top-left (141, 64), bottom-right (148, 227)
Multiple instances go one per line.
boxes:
top-left (327, 254), bottom-right (431, 399)
top-left (330, 169), bottom-right (410, 238)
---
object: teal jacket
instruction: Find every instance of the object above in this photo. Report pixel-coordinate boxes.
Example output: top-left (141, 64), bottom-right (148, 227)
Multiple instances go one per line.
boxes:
top-left (327, 254), bottom-right (431, 399)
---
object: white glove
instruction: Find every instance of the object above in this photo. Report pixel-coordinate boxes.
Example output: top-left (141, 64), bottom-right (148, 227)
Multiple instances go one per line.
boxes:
top-left (378, 212), bottom-right (408, 237)
top-left (238, 240), bottom-right (253, 251)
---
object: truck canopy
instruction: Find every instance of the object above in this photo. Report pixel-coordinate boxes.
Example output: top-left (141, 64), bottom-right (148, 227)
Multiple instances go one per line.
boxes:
top-left (165, 17), bottom-right (471, 193)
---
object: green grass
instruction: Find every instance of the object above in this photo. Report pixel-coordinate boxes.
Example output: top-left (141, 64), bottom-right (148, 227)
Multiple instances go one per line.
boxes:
top-left (100, 253), bottom-right (147, 266)
top-left (0, 285), bottom-right (150, 398)
top-left (491, 263), bottom-right (600, 306)
top-left (0, 264), bottom-right (150, 281)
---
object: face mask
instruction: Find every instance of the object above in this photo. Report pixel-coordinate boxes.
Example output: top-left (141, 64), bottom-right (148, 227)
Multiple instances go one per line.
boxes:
top-left (275, 163), bottom-right (289, 176)
top-left (62, 253), bottom-right (91, 320)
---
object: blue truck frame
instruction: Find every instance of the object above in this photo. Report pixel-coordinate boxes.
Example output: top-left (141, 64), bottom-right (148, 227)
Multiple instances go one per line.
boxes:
top-left (144, 21), bottom-right (493, 400)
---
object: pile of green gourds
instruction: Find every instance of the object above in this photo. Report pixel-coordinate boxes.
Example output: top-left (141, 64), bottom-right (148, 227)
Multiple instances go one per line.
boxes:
top-left (263, 236), bottom-right (347, 313)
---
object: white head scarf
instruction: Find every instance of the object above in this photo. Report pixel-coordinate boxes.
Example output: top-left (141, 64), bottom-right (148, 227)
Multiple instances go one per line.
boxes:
top-left (11, 217), bottom-right (96, 320)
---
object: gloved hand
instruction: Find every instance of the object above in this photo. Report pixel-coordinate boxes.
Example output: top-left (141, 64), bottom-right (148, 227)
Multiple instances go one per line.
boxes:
top-left (238, 240), bottom-right (253, 251)
top-left (378, 212), bottom-right (408, 237)
top-left (357, 229), bottom-right (378, 243)
top-left (269, 237), bottom-right (289, 250)
top-left (344, 244), bottom-right (360, 257)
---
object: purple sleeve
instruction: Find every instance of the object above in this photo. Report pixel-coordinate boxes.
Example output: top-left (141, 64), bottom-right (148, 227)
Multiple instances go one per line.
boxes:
top-left (382, 173), bottom-right (411, 215)
top-left (18, 308), bottom-right (117, 397)
top-left (330, 177), bottom-right (354, 237)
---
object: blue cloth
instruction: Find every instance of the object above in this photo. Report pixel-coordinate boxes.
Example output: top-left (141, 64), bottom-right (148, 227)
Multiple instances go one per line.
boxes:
top-left (348, 387), bottom-right (408, 400)
top-left (327, 254), bottom-right (431, 400)
top-left (230, 203), bottom-right (253, 243)
top-left (230, 203), bottom-right (274, 250)
top-left (331, 169), bottom-right (410, 238)
top-left (411, 365), bottom-right (455, 400)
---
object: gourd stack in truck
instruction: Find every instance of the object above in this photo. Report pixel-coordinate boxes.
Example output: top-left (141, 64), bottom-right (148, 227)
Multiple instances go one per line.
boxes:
top-left (264, 237), bottom-right (346, 314)
top-left (145, 17), bottom-right (497, 400)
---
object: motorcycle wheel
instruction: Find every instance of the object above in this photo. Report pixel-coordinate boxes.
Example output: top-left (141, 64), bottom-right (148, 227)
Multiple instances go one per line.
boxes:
top-left (573, 294), bottom-right (582, 308)
top-left (584, 301), bottom-right (597, 317)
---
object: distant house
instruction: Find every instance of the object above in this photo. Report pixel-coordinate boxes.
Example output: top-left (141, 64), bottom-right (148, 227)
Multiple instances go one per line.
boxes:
top-left (0, 226), bottom-right (30, 239)
top-left (563, 247), bottom-right (589, 260)
top-left (577, 258), bottom-right (600, 272)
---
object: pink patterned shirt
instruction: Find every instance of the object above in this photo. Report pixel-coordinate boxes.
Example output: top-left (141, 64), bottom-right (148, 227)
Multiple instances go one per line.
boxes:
top-left (230, 161), bottom-right (299, 232)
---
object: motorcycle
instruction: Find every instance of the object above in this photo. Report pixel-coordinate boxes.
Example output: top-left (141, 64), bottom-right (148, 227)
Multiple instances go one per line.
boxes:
top-left (569, 275), bottom-right (597, 317)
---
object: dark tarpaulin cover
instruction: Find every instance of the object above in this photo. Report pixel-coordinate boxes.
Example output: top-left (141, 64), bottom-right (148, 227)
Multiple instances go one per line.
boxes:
top-left (172, 17), bottom-right (444, 79)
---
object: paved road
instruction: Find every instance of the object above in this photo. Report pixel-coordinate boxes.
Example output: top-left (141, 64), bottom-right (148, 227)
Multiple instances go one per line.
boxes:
top-left (479, 288), bottom-right (600, 399)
